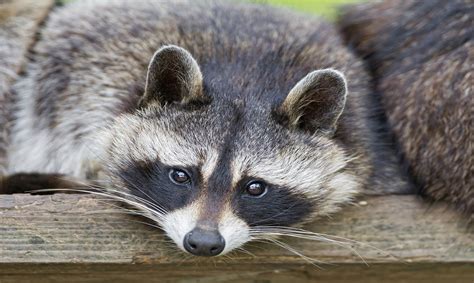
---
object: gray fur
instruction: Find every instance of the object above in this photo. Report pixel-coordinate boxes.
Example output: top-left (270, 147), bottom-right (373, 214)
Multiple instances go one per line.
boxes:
top-left (0, 0), bottom-right (53, 174)
top-left (339, 0), bottom-right (473, 220)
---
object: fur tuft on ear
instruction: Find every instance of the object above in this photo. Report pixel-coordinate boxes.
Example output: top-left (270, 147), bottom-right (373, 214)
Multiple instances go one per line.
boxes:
top-left (139, 45), bottom-right (206, 107)
top-left (278, 69), bottom-right (347, 134)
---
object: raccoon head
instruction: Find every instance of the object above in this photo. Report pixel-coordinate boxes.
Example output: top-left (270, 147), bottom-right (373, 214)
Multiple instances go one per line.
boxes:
top-left (102, 45), bottom-right (360, 257)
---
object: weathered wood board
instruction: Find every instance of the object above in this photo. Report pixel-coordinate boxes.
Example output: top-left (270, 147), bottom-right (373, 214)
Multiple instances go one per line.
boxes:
top-left (0, 194), bottom-right (472, 282)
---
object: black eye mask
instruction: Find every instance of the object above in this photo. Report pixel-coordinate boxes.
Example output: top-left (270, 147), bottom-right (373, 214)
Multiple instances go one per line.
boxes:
top-left (118, 160), bottom-right (200, 212)
top-left (232, 178), bottom-right (314, 227)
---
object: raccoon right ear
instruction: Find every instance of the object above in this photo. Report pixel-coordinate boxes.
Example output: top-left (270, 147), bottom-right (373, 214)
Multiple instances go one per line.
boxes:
top-left (277, 69), bottom-right (347, 135)
top-left (139, 45), bottom-right (206, 107)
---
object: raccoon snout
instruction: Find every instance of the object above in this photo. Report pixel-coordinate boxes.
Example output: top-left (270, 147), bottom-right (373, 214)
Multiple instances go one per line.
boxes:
top-left (183, 227), bottom-right (225, 256)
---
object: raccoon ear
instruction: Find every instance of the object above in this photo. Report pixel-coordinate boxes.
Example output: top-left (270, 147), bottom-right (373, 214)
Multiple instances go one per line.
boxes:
top-left (139, 45), bottom-right (205, 107)
top-left (278, 69), bottom-right (347, 134)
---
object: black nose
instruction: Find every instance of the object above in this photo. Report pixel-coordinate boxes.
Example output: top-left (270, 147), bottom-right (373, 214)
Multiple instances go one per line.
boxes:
top-left (183, 227), bottom-right (225, 256)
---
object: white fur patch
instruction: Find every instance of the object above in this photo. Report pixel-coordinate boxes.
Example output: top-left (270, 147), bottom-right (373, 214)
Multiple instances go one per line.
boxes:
top-left (102, 113), bottom-right (220, 174)
top-left (232, 139), bottom-right (350, 196)
top-left (105, 114), bottom-right (198, 167)
top-left (231, 137), bottom-right (361, 217)
top-left (7, 74), bottom-right (97, 177)
top-left (161, 200), bottom-right (201, 251)
top-left (218, 206), bottom-right (251, 255)
top-left (161, 201), bottom-right (251, 255)
top-left (315, 172), bottom-right (360, 217)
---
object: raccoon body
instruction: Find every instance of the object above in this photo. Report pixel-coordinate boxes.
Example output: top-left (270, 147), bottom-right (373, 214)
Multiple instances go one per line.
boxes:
top-left (0, 0), bottom-right (53, 175)
top-left (4, 0), bottom-right (410, 256)
top-left (339, 0), bottom-right (473, 219)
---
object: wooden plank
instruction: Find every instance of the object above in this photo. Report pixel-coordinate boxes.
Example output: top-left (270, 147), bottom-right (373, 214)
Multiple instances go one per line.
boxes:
top-left (0, 194), bottom-right (472, 282)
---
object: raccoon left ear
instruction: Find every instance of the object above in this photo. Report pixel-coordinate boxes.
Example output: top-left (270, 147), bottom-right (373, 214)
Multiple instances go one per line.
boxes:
top-left (139, 45), bottom-right (205, 107)
top-left (278, 69), bottom-right (347, 135)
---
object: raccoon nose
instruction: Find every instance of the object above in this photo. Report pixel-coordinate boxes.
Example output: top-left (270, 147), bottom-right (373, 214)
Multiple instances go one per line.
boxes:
top-left (183, 227), bottom-right (225, 256)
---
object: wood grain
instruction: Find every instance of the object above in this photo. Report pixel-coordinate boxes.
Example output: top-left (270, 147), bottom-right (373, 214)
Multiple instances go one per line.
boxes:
top-left (0, 194), bottom-right (472, 282)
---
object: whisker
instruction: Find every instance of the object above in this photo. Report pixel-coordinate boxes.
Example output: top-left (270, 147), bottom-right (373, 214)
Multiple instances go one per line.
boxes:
top-left (258, 237), bottom-right (325, 268)
top-left (236, 247), bottom-right (256, 258)
top-left (95, 186), bottom-right (168, 215)
top-left (248, 202), bottom-right (300, 226)
top-left (116, 173), bottom-right (167, 214)
top-left (250, 225), bottom-right (389, 257)
top-left (33, 188), bottom-right (165, 223)
top-left (248, 226), bottom-right (399, 265)
top-left (256, 231), bottom-right (367, 266)
top-left (52, 176), bottom-right (169, 216)
top-left (37, 185), bottom-right (164, 215)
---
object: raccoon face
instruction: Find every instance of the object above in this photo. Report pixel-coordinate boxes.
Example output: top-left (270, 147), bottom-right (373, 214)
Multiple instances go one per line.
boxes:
top-left (102, 45), bottom-right (360, 257)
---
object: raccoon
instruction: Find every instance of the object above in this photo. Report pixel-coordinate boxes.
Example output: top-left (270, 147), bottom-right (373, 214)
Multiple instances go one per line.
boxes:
top-left (1, 0), bottom-right (411, 256)
top-left (339, 0), bottom-right (473, 220)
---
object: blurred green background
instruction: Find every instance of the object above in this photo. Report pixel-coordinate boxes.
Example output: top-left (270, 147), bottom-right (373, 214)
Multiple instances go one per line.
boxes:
top-left (254, 0), bottom-right (362, 19)
top-left (60, 0), bottom-right (364, 20)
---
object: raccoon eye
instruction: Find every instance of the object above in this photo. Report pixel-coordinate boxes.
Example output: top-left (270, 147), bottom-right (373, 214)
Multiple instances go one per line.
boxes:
top-left (169, 169), bottom-right (190, 184)
top-left (245, 181), bottom-right (267, 197)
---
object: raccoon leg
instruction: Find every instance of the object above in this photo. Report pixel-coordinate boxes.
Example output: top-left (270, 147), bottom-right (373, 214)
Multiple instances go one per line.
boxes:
top-left (0, 173), bottom-right (90, 194)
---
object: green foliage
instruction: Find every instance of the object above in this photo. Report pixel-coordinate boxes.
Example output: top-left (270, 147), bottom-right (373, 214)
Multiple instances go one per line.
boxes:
top-left (59, 0), bottom-right (365, 20)
top-left (249, 0), bottom-right (364, 19)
